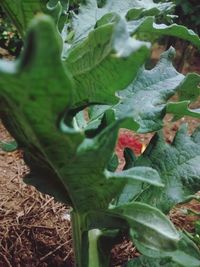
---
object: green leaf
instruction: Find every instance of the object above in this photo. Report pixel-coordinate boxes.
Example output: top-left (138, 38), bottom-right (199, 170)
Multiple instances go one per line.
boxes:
top-left (134, 125), bottom-right (200, 213)
top-left (71, 0), bottom-right (174, 42)
top-left (86, 202), bottom-right (179, 256)
top-left (109, 202), bottom-right (179, 252)
top-left (1, 3), bottom-right (200, 267)
top-left (124, 256), bottom-right (179, 267)
top-left (130, 17), bottom-right (200, 48)
top-left (167, 101), bottom-right (200, 120)
top-left (0, 14), bottom-right (75, 205)
top-left (114, 48), bottom-right (200, 133)
top-left (176, 73), bottom-right (200, 102)
top-left (64, 12), bottom-right (200, 132)
top-left (133, 233), bottom-right (200, 267)
top-left (65, 18), bottom-right (150, 106)
top-left (107, 154), bottom-right (119, 172)
top-left (167, 73), bottom-right (200, 120)
top-left (88, 52), bottom-right (200, 133)
top-left (0, 140), bottom-right (17, 152)
top-left (105, 166), bottom-right (164, 187)
top-left (0, 12), bottom-right (174, 220)
top-left (0, 14), bottom-right (148, 213)
top-left (114, 182), bottom-right (142, 207)
top-left (110, 165), bottom-right (163, 206)
top-left (123, 147), bottom-right (136, 170)
top-left (0, 15), bottom-right (121, 212)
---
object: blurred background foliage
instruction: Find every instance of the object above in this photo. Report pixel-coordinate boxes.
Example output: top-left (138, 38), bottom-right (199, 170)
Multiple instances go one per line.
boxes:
top-left (175, 0), bottom-right (200, 35)
top-left (0, 0), bottom-right (199, 65)
top-left (0, 7), bottom-right (22, 56)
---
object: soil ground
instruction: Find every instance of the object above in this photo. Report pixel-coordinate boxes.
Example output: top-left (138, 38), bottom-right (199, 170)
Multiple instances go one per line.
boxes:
top-left (0, 45), bottom-right (200, 267)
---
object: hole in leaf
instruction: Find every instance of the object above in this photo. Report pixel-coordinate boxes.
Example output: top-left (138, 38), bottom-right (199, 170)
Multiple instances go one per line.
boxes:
top-left (59, 103), bottom-right (112, 137)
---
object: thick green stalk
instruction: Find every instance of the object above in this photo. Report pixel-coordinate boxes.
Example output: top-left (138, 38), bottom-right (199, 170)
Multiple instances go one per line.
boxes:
top-left (88, 229), bottom-right (102, 267)
top-left (71, 211), bottom-right (106, 267)
top-left (71, 211), bottom-right (86, 267)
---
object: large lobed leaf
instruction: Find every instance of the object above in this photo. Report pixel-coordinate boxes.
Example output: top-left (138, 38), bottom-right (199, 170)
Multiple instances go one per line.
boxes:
top-left (64, 0), bottom-right (200, 128)
top-left (0, 1), bottom-right (200, 263)
top-left (0, 14), bottom-right (161, 212)
top-left (128, 16), bottom-right (200, 49)
top-left (64, 0), bottom-right (200, 113)
top-left (64, 16), bottom-right (150, 106)
top-left (0, 14), bottom-right (181, 253)
top-left (70, 0), bottom-right (174, 43)
top-left (86, 49), bottom-right (200, 133)
top-left (0, 14), bottom-right (76, 204)
top-left (132, 125), bottom-right (200, 213)
top-left (115, 48), bottom-right (200, 133)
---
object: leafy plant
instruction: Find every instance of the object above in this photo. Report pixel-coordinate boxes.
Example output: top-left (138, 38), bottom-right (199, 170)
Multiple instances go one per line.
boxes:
top-left (0, 0), bottom-right (200, 266)
top-left (156, 0), bottom-right (200, 72)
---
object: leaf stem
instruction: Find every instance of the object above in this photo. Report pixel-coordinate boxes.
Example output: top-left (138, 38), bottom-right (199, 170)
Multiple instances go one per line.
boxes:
top-left (71, 211), bottom-right (84, 267)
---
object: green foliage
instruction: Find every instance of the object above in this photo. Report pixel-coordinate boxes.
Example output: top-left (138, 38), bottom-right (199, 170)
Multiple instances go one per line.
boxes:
top-left (124, 256), bottom-right (179, 267)
top-left (69, 0), bottom-right (174, 43)
top-left (134, 125), bottom-right (200, 213)
top-left (131, 233), bottom-right (200, 267)
top-left (0, 140), bottom-right (17, 152)
top-left (193, 220), bottom-right (200, 247)
top-left (155, 0), bottom-right (200, 35)
top-left (0, 0), bottom-right (200, 266)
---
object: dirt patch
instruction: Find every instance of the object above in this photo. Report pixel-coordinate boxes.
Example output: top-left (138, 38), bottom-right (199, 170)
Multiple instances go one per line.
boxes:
top-left (0, 124), bottom-right (73, 267)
